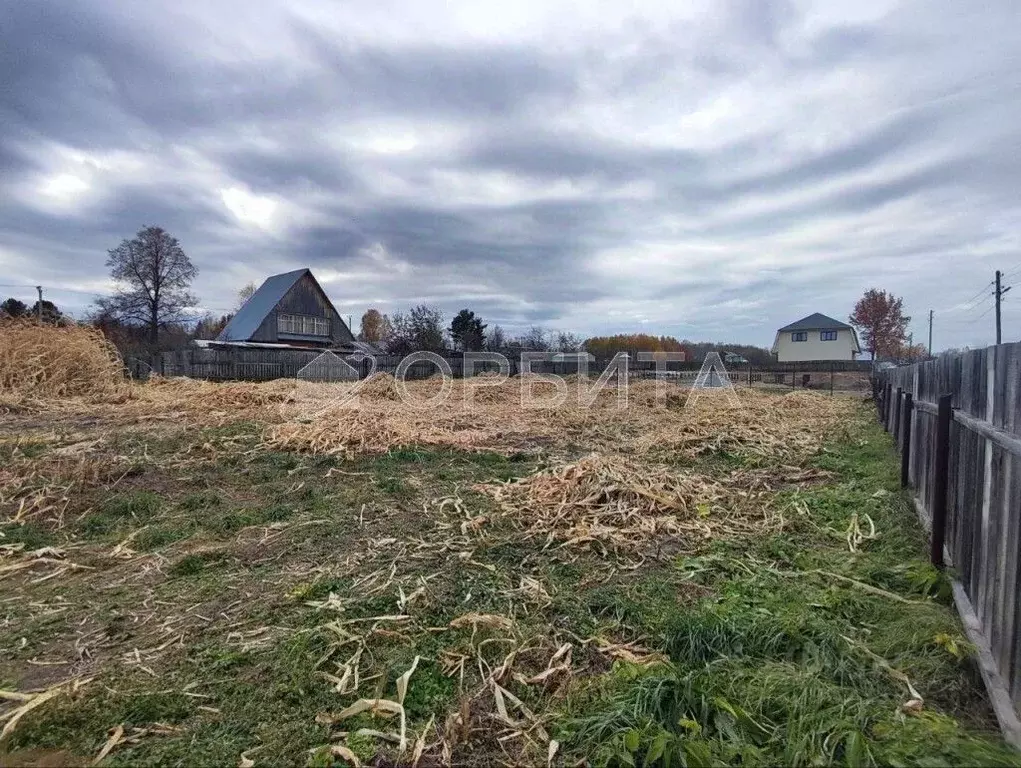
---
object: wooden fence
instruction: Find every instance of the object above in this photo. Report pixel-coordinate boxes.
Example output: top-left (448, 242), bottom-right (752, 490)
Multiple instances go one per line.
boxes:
top-left (877, 342), bottom-right (1021, 744)
top-left (144, 347), bottom-right (871, 390)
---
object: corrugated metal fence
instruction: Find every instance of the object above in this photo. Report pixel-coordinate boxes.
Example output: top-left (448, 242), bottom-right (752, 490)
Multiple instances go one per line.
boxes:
top-left (878, 342), bottom-right (1021, 742)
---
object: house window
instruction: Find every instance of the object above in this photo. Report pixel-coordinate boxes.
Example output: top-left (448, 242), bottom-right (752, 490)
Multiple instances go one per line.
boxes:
top-left (820, 330), bottom-right (838, 341)
top-left (791, 331), bottom-right (808, 342)
top-left (278, 313), bottom-right (330, 337)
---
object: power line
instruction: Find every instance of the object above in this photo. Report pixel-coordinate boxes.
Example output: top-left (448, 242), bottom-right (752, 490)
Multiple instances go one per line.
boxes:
top-left (0, 283), bottom-right (111, 298)
top-left (0, 283), bottom-right (235, 317)
top-left (971, 301), bottom-right (998, 323)
top-left (1003, 261), bottom-right (1021, 280)
top-left (960, 280), bottom-right (995, 306)
top-left (944, 291), bottom-right (995, 317)
top-left (45, 287), bottom-right (111, 298)
top-left (967, 293), bottom-right (996, 313)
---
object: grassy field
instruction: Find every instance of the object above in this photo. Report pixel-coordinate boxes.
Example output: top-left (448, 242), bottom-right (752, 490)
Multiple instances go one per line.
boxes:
top-left (0, 371), bottom-right (1018, 766)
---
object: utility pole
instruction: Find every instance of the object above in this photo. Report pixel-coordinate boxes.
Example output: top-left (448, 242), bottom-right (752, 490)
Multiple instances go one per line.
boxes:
top-left (995, 270), bottom-right (1012, 344)
top-left (927, 309), bottom-right (933, 357)
top-left (36, 286), bottom-right (43, 324)
top-left (996, 270), bottom-right (1001, 345)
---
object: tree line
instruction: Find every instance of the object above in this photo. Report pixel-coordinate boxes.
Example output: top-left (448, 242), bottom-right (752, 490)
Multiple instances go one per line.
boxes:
top-left (0, 224), bottom-right (935, 365)
top-left (355, 306), bottom-right (587, 356)
top-left (0, 298), bottom-right (64, 323)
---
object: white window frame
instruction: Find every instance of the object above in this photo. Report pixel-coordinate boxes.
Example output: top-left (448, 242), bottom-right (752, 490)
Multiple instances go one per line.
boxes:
top-left (791, 331), bottom-right (808, 342)
top-left (278, 313), bottom-right (331, 337)
top-left (820, 330), bottom-right (838, 341)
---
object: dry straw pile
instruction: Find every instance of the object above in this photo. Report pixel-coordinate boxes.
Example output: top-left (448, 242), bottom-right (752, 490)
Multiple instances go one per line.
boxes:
top-left (265, 401), bottom-right (498, 459)
top-left (0, 319), bottom-right (126, 401)
top-left (479, 453), bottom-right (733, 553)
top-left (141, 376), bottom-right (298, 412)
top-left (0, 335), bottom-right (856, 468)
top-left (264, 379), bottom-right (854, 462)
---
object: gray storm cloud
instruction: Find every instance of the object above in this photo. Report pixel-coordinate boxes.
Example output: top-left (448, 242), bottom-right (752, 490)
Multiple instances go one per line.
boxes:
top-left (1, 0), bottom-right (1018, 347)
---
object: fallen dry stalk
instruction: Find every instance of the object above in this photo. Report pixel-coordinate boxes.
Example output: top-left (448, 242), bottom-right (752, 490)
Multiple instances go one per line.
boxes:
top-left (0, 677), bottom-right (93, 742)
top-left (477, 453), bottom-right (768, 554)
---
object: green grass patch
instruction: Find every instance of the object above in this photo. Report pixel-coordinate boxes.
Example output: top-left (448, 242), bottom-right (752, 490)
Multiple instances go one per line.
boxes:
top-left (78, 490), bottom-right (166, 537)
top-left (169, 550), bottom-right (228, 577)
top-left (557, 407), bottom-right (1014, 766)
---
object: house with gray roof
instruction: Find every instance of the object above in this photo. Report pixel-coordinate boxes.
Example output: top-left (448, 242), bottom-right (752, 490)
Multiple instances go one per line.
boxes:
top-left (217, 268), bottom-right (354, 349)
top-left (771, 312), bottom-right (861, 362)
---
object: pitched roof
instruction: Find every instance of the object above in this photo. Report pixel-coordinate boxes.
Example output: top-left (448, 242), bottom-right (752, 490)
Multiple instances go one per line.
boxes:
top-left (217, 268), bottom-right (309, 342)
top-left (777, 312), bottom-right (851, 332)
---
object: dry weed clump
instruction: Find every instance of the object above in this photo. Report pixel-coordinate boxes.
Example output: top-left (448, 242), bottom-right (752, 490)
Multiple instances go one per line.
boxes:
top-left (142, 376), bottom-right (298, 411)
top-left (264, 405), bottom-right (499, 459)
top-left (357, 373), bottom-right (402, 401)
top-left (260, 379), bottom-right (855, 462)
top-left (632, 388), bottom-right (854, 460)
top-left (0, 451), bottom-right (132, 528)
top-left (1, 357), bottom-right (856, 467)
top-left (462, 377), bottom-right (518, 404)
top-left (478, 454), bottom-right (760, 554)
top-left (0, 319), bottom-right (125, 399)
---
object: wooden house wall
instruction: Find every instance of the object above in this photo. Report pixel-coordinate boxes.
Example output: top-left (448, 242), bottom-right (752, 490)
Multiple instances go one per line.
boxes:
top-left (249, 273), bottom-right (353, 344)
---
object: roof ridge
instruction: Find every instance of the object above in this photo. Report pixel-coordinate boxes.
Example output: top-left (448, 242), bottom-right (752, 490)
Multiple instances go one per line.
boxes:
top-left (217, 268), bottom-right (315, 342)
top-left (777, 312), bottom-right (852, 332)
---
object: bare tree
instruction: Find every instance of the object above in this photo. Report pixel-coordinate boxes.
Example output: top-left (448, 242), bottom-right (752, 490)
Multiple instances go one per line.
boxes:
top-left (98, 226), bottom-right (197, 345)
top-left (236, 282), bottom-right (257, 310)
top-left (485, 325), bottom-right (506, 351)
top-left (385, 305), bottom-right (446, 355)
top-left (554, 331), bottom-right (584, 352)
top-left (519, 326), bottom-right (550, 351)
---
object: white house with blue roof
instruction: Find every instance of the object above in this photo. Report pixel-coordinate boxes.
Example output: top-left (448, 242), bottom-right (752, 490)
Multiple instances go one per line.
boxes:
top-left (217, 268), bottom-right (355, 349)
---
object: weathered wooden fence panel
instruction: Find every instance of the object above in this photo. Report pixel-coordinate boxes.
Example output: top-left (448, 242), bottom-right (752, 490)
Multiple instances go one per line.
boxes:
top-left (149, 348), bottom-right (872, 389)
top-left (879, 341), bottom-right (1021, 741)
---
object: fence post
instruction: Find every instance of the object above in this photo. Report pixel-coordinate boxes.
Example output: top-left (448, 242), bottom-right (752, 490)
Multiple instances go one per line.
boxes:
top-left (894, 387), bottom-right (902, 445)
top-left (747, 363), bottom-right (751, 387)
top-left (900, 392), bottom-right (913, 487)
top-left (930, 393), bottom-right (953, 568)
top-left (830, 361), bottom-right (835, 396)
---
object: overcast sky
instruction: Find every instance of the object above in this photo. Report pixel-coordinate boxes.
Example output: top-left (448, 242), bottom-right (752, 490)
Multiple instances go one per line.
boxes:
top-left (1, 0), bottom-right (1019, 349)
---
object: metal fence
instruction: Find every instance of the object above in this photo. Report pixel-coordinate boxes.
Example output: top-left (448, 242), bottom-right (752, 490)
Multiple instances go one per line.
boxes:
top-left (877, 342), bottom-right (1021, 745)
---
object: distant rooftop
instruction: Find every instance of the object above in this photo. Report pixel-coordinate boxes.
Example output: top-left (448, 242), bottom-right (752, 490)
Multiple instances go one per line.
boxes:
top-left (217, 268), bottom-right (310, 342)
top-left (777, 312), bottom-right (851, 332)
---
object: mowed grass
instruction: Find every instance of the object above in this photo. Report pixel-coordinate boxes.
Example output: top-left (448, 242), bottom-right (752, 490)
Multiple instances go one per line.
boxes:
top-left (0, 403), bottom-right (1017, 766)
